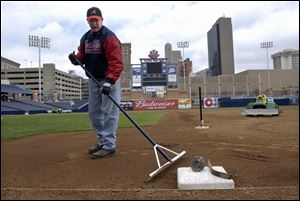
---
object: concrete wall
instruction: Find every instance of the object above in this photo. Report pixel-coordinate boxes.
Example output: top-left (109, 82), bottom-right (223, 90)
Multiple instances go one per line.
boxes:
top-left (190, 69), bottom-right (299, 98)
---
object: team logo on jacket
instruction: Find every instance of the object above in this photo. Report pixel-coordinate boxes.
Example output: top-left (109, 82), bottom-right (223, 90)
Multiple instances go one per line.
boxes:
top-left (85, 39), bottom-right (101, 54)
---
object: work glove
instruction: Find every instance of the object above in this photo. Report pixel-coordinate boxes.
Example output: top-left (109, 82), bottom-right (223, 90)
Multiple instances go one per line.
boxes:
top-left (101, 81), bottom-right (112, 95)
top-left (68, 51), bottom-right (79, 65)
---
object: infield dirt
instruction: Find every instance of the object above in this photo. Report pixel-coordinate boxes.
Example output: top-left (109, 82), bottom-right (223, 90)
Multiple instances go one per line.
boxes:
top-left (1, 107), bottom-right (299, 199)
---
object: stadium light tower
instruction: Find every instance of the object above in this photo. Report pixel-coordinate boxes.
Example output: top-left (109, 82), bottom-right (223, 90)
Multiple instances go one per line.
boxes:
top-left (177, 41), bottom-right (189, 91)
top-left (29, 35), bottom-right (50, 101)
top-left (260, 41), bottom-right (273, 93)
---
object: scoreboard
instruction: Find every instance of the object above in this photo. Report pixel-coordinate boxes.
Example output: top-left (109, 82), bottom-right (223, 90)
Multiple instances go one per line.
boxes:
top-left (132, 57), bottom-right (178, 89)
top-left (142, 62), bottom-right (167, 86)
top-left (146, 62), bottom-right (162, 74)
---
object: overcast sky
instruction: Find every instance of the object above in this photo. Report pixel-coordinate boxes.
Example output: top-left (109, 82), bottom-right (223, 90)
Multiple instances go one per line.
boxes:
top-left (1, 1), bottom-right (299, 78)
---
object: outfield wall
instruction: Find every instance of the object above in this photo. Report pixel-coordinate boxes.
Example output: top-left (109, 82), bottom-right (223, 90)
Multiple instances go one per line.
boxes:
top-left (2, 97), bottom-right (297, 115)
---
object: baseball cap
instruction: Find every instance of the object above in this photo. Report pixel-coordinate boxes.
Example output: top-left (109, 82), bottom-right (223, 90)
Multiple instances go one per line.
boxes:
top-left (87, 7), bottom-right (102, 20)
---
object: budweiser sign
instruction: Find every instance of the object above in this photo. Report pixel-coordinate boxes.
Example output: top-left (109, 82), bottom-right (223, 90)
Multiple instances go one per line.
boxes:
top-left (134, 99), bottom-right (178, 110)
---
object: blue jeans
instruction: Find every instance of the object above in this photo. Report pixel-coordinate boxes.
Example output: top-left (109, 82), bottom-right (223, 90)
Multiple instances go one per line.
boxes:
top-left (88, 78), bottom-right (121, 151)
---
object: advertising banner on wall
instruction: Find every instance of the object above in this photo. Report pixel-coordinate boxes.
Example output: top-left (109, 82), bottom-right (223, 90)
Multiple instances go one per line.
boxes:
top-left (167, 65), bottom-right (177, 88)
top-left (178, 98), bottom-right (192, 109)
top-left (120, 101), bottom-right (134, 111)
top-left (192, 98), bottom-right (200, 106)
top-left (132, 68), bottom-right (141, 88)
top-left (203, 97), bottom-right (218, 108)
top-left (133, 99), bottom-right (178, 110)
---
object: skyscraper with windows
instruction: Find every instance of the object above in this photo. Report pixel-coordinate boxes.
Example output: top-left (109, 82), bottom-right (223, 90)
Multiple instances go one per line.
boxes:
top-left (207, 17), bottom-right (235, 76)
top-left (165, 43), bottom-right (172, 63)
top-left (164, 43), bottom-right (182, 64)
top-left (120, 43), bottom-right (131, 90)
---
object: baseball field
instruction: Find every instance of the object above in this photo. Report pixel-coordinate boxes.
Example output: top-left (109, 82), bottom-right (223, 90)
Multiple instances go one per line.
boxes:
top-left (1, 106), bottom-right (299, 199)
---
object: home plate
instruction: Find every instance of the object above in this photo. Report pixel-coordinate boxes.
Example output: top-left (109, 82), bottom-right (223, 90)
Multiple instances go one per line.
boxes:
top-left (177, 167), bottom-right (235, 190)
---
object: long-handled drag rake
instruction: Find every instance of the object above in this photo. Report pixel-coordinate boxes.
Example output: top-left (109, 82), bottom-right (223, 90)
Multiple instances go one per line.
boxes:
top-left (72, 55), bottom-right (186, 181)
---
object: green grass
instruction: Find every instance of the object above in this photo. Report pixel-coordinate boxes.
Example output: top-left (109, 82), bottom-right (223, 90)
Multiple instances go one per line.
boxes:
top-left (1, 111), bottom-right (166, 142)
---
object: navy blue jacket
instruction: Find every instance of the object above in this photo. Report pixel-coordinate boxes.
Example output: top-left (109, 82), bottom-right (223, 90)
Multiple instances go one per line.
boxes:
top-left (76, 26), bottom-right (123, 83)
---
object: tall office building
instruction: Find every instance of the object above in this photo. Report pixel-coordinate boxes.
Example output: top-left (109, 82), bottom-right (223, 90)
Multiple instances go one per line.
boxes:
top-left (178, 58), bottom-right (193, 77)
top-left (171, 50), bottom-right (182, 64)
top-left (271, 49), bottom-right (299, 69)
top-left (165, 43), bottom-right (172, 63)
top-left (207, 17), bottom-right (235, 76)
top-left (120, 43), bottom-right (132, 90)
top-left (164, 43), bottom-right (182, 64)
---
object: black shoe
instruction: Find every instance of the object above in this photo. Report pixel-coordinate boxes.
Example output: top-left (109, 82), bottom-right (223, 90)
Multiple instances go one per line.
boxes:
top-left (90, 148), bottom-right (115, 159)
top-left (88, 144), bottom-right (103, 154)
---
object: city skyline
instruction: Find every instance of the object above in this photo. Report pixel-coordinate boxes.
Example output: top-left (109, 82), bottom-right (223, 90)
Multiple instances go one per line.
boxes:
top-left (1, 1), bottom-right (299, 78)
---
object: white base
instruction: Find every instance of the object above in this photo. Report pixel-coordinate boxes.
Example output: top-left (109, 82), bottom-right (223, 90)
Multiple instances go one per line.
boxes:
top-left (195, 125), bottom-right (209, 129)
top-left (177, 167), bottom-right (234, 190)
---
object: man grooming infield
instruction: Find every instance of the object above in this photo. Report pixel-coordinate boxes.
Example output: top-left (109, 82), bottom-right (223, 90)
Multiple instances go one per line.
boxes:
top-left (68, 7), bottom-right (186, 181)
top-left (69, 6), bottom-right (123, 159)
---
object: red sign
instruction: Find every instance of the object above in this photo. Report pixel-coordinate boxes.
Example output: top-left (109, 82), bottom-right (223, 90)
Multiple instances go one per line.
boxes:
top-left (203, 98), bottom-right (218, 108)
top-left (133, 99), bottom-right (178, 110)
